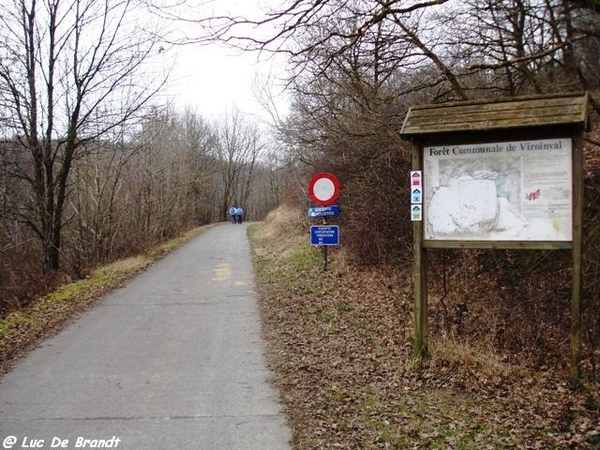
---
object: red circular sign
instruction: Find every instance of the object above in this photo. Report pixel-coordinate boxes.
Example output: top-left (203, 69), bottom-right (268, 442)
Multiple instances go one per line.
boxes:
top-left (308, 172), bottom-right (340, 206)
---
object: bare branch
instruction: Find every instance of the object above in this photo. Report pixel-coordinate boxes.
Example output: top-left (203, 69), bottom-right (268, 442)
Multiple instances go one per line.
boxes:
top-left (465, 34), bottom-right (589, 72)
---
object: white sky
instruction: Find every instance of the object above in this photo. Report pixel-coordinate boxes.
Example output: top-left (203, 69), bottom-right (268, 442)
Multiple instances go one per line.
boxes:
top-left (162, 44), bottom-right (288, 122)
top-left (153, 0), bottom-right (290, 124)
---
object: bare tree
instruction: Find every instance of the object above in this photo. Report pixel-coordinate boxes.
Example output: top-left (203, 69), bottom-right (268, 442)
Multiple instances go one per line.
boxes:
top-left (0, 0), bottom-right (166, 271)
top-left (67, 131), bottom-right (146, 268)
top-left (178, 107), bottom-right (220, 224)
top-left (213, 109), bottom-right (263, 220)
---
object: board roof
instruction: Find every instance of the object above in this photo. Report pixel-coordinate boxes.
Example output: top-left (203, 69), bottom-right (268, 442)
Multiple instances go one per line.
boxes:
top-left (400, 92), bottom-right (590, 138)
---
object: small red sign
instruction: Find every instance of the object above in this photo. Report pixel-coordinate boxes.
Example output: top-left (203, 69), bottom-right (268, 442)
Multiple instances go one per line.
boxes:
top-left (308, 172), bottom-right (340, 206)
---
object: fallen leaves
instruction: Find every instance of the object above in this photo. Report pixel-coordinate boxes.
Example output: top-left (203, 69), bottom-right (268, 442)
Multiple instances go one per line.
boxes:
top-left (249, 212), bottom-right (600, 450)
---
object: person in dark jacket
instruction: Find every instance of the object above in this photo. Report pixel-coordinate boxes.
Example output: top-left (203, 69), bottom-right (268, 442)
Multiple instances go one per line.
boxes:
top-left (234, 206), bottom-right (244, 224)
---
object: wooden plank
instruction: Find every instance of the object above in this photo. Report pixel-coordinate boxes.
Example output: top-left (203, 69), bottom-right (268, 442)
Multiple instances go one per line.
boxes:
top-left (411, 94), bottom-right (582, 110)
top-left (407, 104), bottom-right (583, 124)
top-left (409, 103), bottom-right (584, 123)
top-left (423, 240), bottom-right (573, 250)
top-left (401, 93), bottom-right (589, 137)
top-left (403, 110), bottom-right (586, 133)
top-left (405, 112), bottom-right (584, 133)
top-left (407, 92), bottom-right (584, 113)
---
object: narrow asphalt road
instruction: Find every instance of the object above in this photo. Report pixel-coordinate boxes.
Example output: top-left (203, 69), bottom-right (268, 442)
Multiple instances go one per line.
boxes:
top-left (0, 223), bottom-right (291, 450)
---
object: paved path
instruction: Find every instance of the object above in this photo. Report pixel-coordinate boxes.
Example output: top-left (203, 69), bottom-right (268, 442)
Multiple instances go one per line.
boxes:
top-left (0, 223), bottom-right (291, 450)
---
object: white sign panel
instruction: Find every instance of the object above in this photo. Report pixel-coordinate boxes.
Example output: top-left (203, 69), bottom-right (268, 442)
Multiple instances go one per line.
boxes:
top-left (423, 138), bottom-right (572, 241)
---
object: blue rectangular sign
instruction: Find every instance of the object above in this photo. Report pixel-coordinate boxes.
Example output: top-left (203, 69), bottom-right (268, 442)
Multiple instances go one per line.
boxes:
top-left (307, 205), bottom-right (341, 218)
top-left (310, 225), bottom-right (340, 246)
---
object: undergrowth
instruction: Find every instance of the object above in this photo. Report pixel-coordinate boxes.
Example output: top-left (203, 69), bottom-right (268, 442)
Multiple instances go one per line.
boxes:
top-left (0, 225), bottom-right (212, 373)
top-left (250, 204), bottom-right (600, 449)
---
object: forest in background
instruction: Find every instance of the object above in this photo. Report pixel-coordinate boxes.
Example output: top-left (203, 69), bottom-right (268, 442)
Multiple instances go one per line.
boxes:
top-left (0, 104), bottom-right (289, 311)
top-left (1, 0), bottom-right (600, 376)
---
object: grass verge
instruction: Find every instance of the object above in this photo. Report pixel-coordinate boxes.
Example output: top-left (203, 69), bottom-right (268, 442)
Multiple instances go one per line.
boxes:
top-left (0, 225), bottom-right (213, 374)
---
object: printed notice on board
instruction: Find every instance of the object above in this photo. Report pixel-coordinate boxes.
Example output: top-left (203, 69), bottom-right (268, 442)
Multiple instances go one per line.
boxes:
top-left (423, 138), bottom-right (572, 241)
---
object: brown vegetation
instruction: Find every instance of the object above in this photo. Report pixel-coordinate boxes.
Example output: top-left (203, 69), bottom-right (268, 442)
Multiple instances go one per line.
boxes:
top-left (251, 205), bottom-right (600, 449)
top-left (2, 2), bottom-right (600, 445)
top-left (256, 0), bottom-right (600, 388)
top-left (0, 225), bottom-right (212, 374)
top-left (0, 105), bottom-right (281, 315)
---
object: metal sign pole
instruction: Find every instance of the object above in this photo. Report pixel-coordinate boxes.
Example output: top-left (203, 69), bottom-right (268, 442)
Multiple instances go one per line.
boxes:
top-left (322, 218), bottom-right (328, 271)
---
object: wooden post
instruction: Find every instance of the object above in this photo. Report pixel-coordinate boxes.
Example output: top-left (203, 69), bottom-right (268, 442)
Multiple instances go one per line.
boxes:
top-left (399, 93), bottom-right (591, 380)
top-left (570, 130), bottom-right (584, 381)
top-left (412, 141), bottom-right (428, 359)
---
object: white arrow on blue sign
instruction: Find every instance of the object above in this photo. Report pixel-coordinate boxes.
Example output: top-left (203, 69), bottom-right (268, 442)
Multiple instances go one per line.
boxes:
top-left (307, 204), bottom-right (341, 218)
top-left (310, 225), bottom-right (340, 246)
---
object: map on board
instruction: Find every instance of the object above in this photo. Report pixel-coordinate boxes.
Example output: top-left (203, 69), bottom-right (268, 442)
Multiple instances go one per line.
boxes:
top-left (423, 138), bottom-right (572, 241)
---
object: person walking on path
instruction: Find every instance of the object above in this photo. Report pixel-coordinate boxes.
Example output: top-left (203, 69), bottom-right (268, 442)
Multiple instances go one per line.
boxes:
top-left (235, 206), bottom-right (244, 224)
top-left (229, 205), bottom-right (237, 224)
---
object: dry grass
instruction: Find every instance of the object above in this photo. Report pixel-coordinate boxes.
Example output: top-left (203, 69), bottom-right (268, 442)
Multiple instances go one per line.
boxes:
top-left (0, 224), bottom-right (213, 374)
top-left (251, 205), bottom-right (600, 449)
top-left (427, 336), bottom-right (530, 393)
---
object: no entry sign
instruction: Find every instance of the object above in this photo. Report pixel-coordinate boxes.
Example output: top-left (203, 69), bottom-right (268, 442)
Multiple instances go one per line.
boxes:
top-left (308, 172), bottom-right (340, 206)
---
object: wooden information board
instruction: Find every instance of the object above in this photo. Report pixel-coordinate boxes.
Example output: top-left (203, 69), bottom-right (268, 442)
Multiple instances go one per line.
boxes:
top-left (400, 93), bottom-right (591, 379)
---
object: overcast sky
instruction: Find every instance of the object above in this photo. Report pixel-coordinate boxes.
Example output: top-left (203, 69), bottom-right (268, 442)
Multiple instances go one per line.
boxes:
top-left (153, 0), bottom-right (290, 124)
